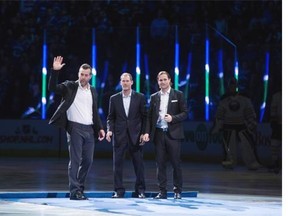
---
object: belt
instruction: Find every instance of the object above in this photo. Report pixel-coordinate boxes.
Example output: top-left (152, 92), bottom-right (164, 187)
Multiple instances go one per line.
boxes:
top-left (156, 127), bottom-right (168, 132)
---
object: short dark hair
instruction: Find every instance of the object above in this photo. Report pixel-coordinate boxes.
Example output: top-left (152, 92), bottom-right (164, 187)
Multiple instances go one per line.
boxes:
top-left (80, 63), bottom-right (92, 74)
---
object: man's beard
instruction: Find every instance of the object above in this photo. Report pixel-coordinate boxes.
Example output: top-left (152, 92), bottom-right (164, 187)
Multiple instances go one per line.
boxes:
top-left (80, 80), bottom-right (88, 87)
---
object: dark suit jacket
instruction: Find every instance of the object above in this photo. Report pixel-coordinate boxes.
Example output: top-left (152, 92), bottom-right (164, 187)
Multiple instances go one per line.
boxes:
top-left (106, 90), bottom-right (146, 146)
top-left (145, 88), bottom-right (188, 141)
top-left (48, 70), bottom-right (103, 134)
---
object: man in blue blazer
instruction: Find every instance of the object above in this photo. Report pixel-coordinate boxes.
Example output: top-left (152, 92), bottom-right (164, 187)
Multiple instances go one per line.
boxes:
top-left (143, 71), bottom-right (188, 199)
top-left (106, 73), bottom-right (147, 198)
top-left (48, 56), bottom-right (105, 200)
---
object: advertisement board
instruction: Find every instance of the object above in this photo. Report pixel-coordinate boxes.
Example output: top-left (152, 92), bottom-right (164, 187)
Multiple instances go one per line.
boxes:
top-left (0, 120), bottom-right (273, 163)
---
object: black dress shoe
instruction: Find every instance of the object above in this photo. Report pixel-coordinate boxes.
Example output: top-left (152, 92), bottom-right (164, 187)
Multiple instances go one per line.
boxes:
top-left (174, 192), bottom-right (182, 199)
top-left (154, 192), bottom-right (167, 199)
top-left (112, 192), bottom-right (124, 198)
top-left (138, 193), bottom-right (146, 198)
top-left (70, 191), bottom-right (88, 200)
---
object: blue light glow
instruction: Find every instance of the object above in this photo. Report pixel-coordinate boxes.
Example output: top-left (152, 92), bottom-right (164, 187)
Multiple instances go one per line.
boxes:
top-left (205, 39), bottom-right (210, 121)
top-left (174, 25), bottom-right (179, 90)
top-left (263, 74), bottom-right (269, 81)
top-left (135, 27), bottom-right (141, 92)
top-left (259, 52), bottom-right (270, 122)
top-left (136, 66), bottom-right (141, 74)
top-left (42, 97), bottom-right (46, 104)
top-left (91, 28), bottom-right (97, 87)
top-left (41, 30), bottom-right (47, 120)
top-left (42, 67), bottom-right (47, 75)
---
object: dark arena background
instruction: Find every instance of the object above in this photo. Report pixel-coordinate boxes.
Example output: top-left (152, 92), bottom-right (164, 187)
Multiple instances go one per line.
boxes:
top-left (0, 1), bottom-right (283, 215)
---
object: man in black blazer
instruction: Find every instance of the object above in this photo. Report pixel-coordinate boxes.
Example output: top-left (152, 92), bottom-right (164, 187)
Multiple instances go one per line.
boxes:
top-left (106, 73), bottom-right (147, 198)
top-left (143, 71), bottom-right (188, 199)
top-left (48, 56), bottom-right (105, 200)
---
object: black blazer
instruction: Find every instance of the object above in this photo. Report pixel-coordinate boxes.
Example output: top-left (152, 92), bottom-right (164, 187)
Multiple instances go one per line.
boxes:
top-left (48, 70), bottom-right (103, 134)
top-left (106, 90), bottom-right (146, 146)
top-left (145, 88), bottom-right (188, 141)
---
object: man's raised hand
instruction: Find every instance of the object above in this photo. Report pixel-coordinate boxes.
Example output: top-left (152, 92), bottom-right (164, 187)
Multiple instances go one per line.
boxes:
top-left (53, 56), bottom-right (66, 70)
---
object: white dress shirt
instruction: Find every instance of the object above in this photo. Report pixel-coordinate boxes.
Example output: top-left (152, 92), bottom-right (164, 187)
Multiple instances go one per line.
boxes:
top-left (66, 83), bottom-right (93, 125)
top-left (122, 91), bottom-right (131, 117)
top-left (156, 88), bottom-right (170, 128)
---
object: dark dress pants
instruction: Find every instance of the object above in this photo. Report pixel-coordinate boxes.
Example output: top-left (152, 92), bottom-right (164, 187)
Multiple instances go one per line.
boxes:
top-left (113, 135), bottom-right (145, 195)
top-left (154, 129), bottom-right (183, 194)
top-left (67, 121), bottom-right (95, 194)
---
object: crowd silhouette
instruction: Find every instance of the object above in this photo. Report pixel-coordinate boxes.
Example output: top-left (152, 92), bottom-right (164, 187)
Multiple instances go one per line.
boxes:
top-left (0, 1), bottom-right (281, 122)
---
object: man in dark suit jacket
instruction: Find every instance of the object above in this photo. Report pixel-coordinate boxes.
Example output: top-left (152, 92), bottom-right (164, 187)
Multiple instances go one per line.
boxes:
top-left (48, 56), bottom-right (105, 200)
top-left (106, 73), bottom-right (146, 198)
top-left (143, 71), bottom-right (188, 199)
